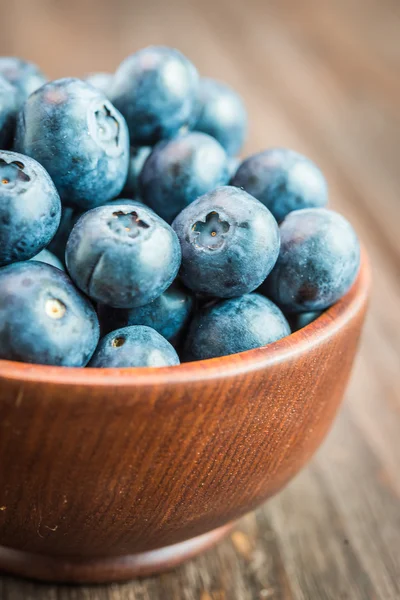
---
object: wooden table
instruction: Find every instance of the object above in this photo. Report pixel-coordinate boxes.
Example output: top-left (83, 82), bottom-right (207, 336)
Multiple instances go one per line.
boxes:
top-left (1, 0), bottom-right (399, 597)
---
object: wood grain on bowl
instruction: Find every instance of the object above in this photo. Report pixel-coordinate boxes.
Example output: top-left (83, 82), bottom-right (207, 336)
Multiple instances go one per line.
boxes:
top-left (0, 250), bottom-right (370, 583)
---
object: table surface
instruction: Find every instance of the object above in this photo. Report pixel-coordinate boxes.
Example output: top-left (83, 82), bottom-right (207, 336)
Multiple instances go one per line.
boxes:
top-left (1, 0), bottom-right (399, 597)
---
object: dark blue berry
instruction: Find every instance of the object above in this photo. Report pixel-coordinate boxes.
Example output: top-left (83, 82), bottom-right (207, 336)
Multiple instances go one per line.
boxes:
top-left (111, 46), bottom-right (199, 145)
top-left (98, 281), bottom-right (194, 345)
top-left (48, 201), bottom-right (147, 266)
top-left (183, 293), bottom-right (290, 361)
top-left (47, 207), bottom-right (81, 264)
top-left (0, 151), bottom-right (61, 267)
top-left (262, 208), bottom-right (360, 312)
top-left (85, 72), bottom-right (113, 97)
top-left (194, 78), bottom-right (247, 156)
top-left (172, 186), bottom-right (280, 297)
top-left (30, 249), bottom-right (64, 270)
top-left (122, 146), bottom-right (151, 199)
top-left (0, 261), bottom-right (99, 366)
top-left (228, 156), bottom-right (240, 178)
top-left (231, 148), bottom-right (328, 222)
top-left (89, 325), bottom-right (180, 368)
top-left (0, 57), bottom-right (46, 104)
top-left (66, 203), bottom-right (181, 308)
top-left (289, 311), bottom-right (321, 332)
top-left (0, 76), bottom-right (18, 149)
top-left (104, 198), bottom-right (148, 209)
top-left (140, 132), bottom-right (230, 223)
top-left (15, 78), bottom-right (130, 211)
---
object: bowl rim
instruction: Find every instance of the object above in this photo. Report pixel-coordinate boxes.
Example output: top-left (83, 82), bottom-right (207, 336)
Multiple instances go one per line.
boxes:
top-left (0, 248), bottom-right (371, 387)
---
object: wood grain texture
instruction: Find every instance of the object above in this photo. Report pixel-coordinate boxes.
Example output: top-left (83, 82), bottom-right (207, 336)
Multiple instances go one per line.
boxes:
top-left (0, 0), bottom-right (399, 597)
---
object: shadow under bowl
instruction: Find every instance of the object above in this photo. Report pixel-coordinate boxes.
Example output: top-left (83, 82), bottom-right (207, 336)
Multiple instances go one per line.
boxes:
top-left (0, 249), bottom-right (371, 583)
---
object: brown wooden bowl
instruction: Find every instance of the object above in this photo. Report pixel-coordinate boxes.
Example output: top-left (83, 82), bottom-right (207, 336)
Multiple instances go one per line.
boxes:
top-left (0, 249), bottom-right (371, 584)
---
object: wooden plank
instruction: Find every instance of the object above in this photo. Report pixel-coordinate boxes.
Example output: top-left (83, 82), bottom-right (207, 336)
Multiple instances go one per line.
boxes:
top-left (201, 0), bottom-right (400, 269)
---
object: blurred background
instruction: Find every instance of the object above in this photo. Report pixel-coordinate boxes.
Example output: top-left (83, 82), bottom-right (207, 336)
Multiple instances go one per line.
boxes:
top-left (0, 0), bottom-right (399, 598)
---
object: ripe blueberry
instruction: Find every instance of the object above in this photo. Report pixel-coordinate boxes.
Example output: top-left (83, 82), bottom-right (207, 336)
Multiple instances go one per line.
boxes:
top-left (194, 77), bottom-right (247, 156)
top-left (15, 78), bottom-right (130, 211)
top-left (183, 293), bottom-right (290, 361)
top-left (66, 203), bottom-right (181, 308)
top-left (98, 281), bottom-right (193, 345)
top-left (0, 75), bottom-right (17, 149)
top-left (0, 261), bottom-right (99, 366)
top-left (140, 132), bottom-right (230, 223)
top-left (89, 325), bottom-right (180, 368)
top-left (30, 249), bottom-right (64, 271)
top-left (262, 208), bottom-right (360, 312)
top-left (122, 146), bottom-right (151, 199)
top-left (0, 151), bottom-right (61, 266)
top-left (85, 72), bottom-right (113, 97)
top-left (0, 57), bottom-right (46, 104)
top-left (172, 186), bottom-right (280, 297)
top-left (289, 311), bottom-right (322, 332)
top-left (231, 148), bottom-right (328, 222)
top-left (111, 46), bottom-right (199, 145)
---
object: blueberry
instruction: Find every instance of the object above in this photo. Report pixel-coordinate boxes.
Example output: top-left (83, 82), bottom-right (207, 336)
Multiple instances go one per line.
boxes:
top-left (172, 186), bottom-right (280, 297)
top-left (15, 78), bottom-right (130, 211)
top-left (289, 310), bottom-right (321, 332)
top-left (48, 201), bottom-right (148, 266)
top-left (122, 146), bottom-right (151, 199)
top-left (228, 156), bottom-right (240, 178)
top-left (0, 57), bottom-right (46, 104)
top-left (183, 293), bottom-right (290, 361)
top-left (262, 208), bottom-right (360, 312)
top-left (0, 261), bottom-right (99, 366)
top-left (66, 203), bottom-right (181, 308)
top-left (30, 248), bottom-right (64, 271)
top-left (104, 198), bottom-right (148, 209)
top-left (140, 132), bottom-right (230, 223)
top-left (194, 78), bottom-right (247, 156)
top-left (231, 148), bottom-right (328, 222)
top-left (89, 325), bottom-right (180, 368)
top-left (85, 72), bottom-right (113, 97)
top-left (47, 207), bottom-right (81, 264)
top-left (98, 281), bottom-right (194, 345)
top-left (111, 46), bottom-right (199, 145)
top-left (0, 151), bottom-right (61, 266)
top-left (0, 76), bottom-right (18, 149)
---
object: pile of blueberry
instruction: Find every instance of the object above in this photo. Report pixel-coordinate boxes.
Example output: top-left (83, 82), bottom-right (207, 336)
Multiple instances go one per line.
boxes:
top-left (0, 48), bottom-right (361, 369)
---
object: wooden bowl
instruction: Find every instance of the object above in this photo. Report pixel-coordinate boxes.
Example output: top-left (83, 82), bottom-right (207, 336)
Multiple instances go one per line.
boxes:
top-left (0, 249), bottom-right (370, 583)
